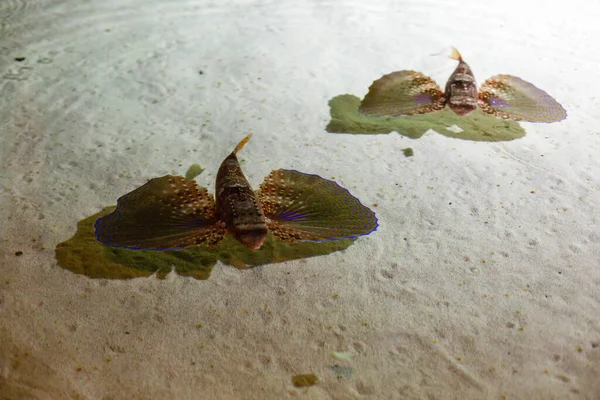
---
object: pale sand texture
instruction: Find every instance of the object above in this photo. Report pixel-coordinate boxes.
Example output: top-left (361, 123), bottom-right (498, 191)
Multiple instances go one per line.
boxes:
top-left (1, 0), bottom-right (599, 399)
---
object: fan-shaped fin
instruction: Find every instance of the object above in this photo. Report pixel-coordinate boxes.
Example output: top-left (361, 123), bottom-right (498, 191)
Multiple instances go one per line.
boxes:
top-left (358, 70), bottom-right (446, 116)
top-left (478, 74), bottom-right (567, 122)
top-left (95, 175), bottom-right (224, 250)
top-left (258, 169), bottom-right (378, 243)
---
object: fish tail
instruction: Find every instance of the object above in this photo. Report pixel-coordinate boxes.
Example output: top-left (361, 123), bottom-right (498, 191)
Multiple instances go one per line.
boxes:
top-left (449, 46), bottom-right (463, 61)
top-left (234, 133), bottom-right (252, 154)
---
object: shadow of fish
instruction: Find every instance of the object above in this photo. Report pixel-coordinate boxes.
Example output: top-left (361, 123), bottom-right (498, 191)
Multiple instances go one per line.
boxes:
top-left (358, 47), bottom-right (566, 123)
top-left (94, 135), bottom-right (378, 251)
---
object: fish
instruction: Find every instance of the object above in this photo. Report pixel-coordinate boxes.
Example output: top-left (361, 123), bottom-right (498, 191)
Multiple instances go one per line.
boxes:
top-left (94, 134), bottom-right (378, 251)
top-left (358, 47), bottom-right (567, 123)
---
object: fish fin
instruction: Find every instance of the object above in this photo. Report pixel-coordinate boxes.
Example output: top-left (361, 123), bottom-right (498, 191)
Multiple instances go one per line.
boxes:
top-left (234, 133), bottom-right (252, 154)
top-left (95, 175), bottom-right (224, 250)
top-left (449, 46), bottom-right (463, 61)
top-left (358, 70), bottom-right (445, 116)
top-left (258, 169), bottom-right (378, 243)
top-left (478, 74), bottom-right (567, 122)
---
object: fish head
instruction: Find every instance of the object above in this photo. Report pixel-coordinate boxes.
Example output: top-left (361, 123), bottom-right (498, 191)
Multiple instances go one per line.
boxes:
top-left (448, 98), bottom-right (478, 116)
top-left (444, 60), bottom-right (478, 117)
top-left (235, 227), bottom-right (269, 250)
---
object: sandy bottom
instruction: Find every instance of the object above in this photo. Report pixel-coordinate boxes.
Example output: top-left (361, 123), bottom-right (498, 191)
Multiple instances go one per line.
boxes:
top-left (1, 0), bottom-right (599, 399)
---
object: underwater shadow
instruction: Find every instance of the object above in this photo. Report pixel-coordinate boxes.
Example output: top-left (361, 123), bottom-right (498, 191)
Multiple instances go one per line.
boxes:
top-left (55, 207), bottom-right (355, 280)
top-left (325, 94), bottom-right (526, 141)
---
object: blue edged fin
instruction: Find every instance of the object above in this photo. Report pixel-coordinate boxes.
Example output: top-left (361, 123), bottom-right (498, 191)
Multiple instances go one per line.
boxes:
top-left (95, 175), bottom-right (224, 250)
top-left (258, 169), bottom-right (378, 242)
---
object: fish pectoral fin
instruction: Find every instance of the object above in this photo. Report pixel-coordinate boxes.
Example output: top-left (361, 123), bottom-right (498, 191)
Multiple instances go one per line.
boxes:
top-left (358, 70), bottom-right (446, 117)
top-left (258, 169), bottom-right (378, 243)
top-left (478, 74), bottom-right (567, 122)
top-left (95, 175), bottom-right (225, 250)
top-left (263, 217), bottom-right (298, 244)
top-left (203, 225), bottom-right (226, 249)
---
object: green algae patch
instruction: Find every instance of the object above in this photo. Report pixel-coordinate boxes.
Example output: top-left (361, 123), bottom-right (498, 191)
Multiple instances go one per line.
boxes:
top-left (216, 232), bottom-right (354, 270)
top-left (292, 373), bottom-right (319, 387)
top-left (330, 365), bottom-right (354, 378)
top-left (55, 207), bottom-right (216, 280)
top-left (401, 147), bottom-right (414, 157)
top-left (326, 94), bottom-right (526, 142)
top-left (185, 163), bottom-right (205, 180)
top-left (330, 351), bottom-right (353, 361)
top-left (56, 207), bottom-right (355, 280)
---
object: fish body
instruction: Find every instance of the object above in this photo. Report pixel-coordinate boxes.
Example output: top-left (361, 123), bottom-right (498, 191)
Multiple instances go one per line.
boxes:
top-left (95, 135), bottom-right (378, 251)
top-left (444, 47), bottom-right (478, 116)
top-left (358, 47), bottom-right (567, 123)
top-left (215, 134), bottom-right (268, 250)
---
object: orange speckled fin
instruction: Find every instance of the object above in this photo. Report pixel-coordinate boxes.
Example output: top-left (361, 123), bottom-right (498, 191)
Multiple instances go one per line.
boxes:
top-left (478, 74), bottom-right (567, 122)
top-left (358, 70), bottom-right (445, 116)
top-left (258, 169), bottom-right (378, 243)
top-left (95, 175), bottom-right (224, 250)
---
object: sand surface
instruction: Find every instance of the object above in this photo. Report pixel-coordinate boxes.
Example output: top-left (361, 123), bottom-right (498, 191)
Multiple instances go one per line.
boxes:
top-left (1, 0), bottom-right (599, 399)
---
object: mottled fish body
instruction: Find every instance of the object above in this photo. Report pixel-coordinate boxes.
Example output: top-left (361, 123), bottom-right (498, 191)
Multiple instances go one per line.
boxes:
top-left (358, 47), bottom-right (567, 123)
top-left (94, 135), bottom-right (378, 251)
top-left (215, 134), bottom-right (268, 250)
top-left (444, 47), bottom-right (478, 116)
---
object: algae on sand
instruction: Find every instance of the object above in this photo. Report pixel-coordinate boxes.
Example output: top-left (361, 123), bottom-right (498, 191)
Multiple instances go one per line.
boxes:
top-left (185, 163), bottom-right (205, 180)
top-left (292, 373), bottom-right (319, 387)
top-left (55, 207), bottom-right (217, 280)
top-left (56, 206), bottom-right (356, 280)
top-left (326, 94), bottom-right (526, 142)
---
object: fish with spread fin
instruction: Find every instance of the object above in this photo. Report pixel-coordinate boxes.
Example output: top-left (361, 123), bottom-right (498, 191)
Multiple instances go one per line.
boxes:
top-left (358, 47), bottom-right (567, 123)
top-left (94, 134), bottom-right (378, 251)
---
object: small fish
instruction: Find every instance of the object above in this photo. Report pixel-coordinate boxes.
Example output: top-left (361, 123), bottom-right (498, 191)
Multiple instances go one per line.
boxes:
top-left (94, 134), bottom-right (378, 251)
top-left (358, 47), bottom-right (567, 123)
